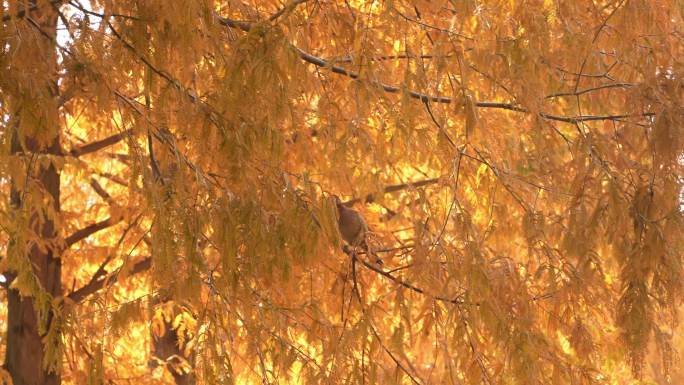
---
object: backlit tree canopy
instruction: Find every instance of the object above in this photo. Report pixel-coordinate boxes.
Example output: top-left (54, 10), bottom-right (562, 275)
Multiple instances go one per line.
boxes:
top-left (1, 1), bottom-right (683, 384)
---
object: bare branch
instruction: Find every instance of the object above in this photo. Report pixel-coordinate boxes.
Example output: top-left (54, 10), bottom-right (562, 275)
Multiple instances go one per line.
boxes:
top-left (333, 53), bottom-right (455, 63)
top-left (545, 82), bottom-right (634, 99)
top-left (95, 172), bottom-right (129, 187)
top-left (89, 178), bottom-right (115, 205)
top-left (343, 177), bottom-right (441, 206)
top-left (67, 257), bottom-right (151, 304)
top-left (66, 213), bottom-right (143, 303)
top-left (64, 216), bottom-right (122, 248)
top-left (68, 129), bottom-right (132, 157)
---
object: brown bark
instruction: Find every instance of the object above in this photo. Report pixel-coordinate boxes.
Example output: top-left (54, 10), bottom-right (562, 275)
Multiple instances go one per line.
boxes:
top-left (6, 140), bottom-right (61, 385)
top-left (151, 305), bottom-right (196, 385)
top-left (4, 4), bottom-right (62, 385)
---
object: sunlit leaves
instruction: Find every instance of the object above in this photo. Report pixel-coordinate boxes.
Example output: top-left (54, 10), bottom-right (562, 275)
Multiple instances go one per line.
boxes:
top-left (1, 0), bottom-right (683, 384)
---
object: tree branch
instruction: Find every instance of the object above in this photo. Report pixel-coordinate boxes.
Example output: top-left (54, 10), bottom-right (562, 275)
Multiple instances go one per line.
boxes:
top-left (350, 256), bottom-right (425, 385)
top-left (67, 257), bottom-right (151, 304)
top-left (64, 216), bottom-right (122, 248)
top-left (343, 177), bottom-right (441, 206)
top-left (267, 0), bottom-right (310, 23)
top-left (89, 178), bottom-right (116, 205)
top-left (545, 82), bottom-right (633, 98)
top-left (393, 7), bottom-right (473, 40)
top-left (215, 14), bottom-right (655, 124)
top-left (68, 129), bottom-right (132, 157)
top-left (333, 53), bottom-right (454, 63)
top-left (343, 246), bottom-right (467, 306)
top-left (1, 0), bottom-right (65, 22)
top-left (94, 171), bottom-right (128, 187)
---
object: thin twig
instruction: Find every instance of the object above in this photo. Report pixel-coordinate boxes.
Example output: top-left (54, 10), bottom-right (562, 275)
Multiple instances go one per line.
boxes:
top-left (545, 82), bottom-right (633, 99)
top-left (267, 0), bottom-right (310, 22)
top-left (343, 177), bottom-right (442, 206)
top-left (215, 14), bottom-right (655, 124)
top-left (343, 246), bottom-right (468, 306)
top-left (350, 255), bottom-right (424, 385)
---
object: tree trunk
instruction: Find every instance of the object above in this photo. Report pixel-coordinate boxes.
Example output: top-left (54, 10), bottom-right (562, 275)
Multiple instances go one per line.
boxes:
top-left (4, 3), bottom-right (61, 385)
top-left (6, 147), bottom-right (61, 385)
top-left (151, 303), bottom-right (196, 385)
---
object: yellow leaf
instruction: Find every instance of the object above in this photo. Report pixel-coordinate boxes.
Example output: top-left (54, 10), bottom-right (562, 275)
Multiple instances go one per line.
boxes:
top-left (464, 92), bottom-right (479, 139)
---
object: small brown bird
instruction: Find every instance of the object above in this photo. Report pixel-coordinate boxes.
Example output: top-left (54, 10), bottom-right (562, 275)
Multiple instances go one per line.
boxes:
top-left (333, 195), bottom-right (383, 265)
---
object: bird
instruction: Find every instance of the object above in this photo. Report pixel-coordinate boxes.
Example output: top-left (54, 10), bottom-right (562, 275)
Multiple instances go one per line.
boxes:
top-left (333, 195), bottom-right (383, 265)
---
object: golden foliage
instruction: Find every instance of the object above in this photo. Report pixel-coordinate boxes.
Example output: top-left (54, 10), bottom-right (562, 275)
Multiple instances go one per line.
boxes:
top-left (0, 0), bottom-right (683, 384)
